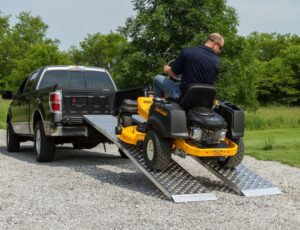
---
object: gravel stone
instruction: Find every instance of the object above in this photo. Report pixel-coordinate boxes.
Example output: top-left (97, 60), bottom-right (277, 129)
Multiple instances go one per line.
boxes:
top-left (0, 129), bottom-right (299, 229)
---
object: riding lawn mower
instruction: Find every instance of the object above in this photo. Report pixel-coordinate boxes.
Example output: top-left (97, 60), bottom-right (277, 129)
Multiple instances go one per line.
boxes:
top-left (115, 77), bottom-right (244, 171)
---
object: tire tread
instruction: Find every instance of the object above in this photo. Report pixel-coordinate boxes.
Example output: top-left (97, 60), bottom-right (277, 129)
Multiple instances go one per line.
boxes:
top-left (34, 120), bottom-right (55, 162)
top-left (143, 129), bottom-right (172, 170)
top-left (218, 138), bottom-right (244, 169)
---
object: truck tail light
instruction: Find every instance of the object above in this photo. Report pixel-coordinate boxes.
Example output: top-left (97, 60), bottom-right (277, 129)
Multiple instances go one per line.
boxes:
top-left (49, 91), bottom-right (62, 113)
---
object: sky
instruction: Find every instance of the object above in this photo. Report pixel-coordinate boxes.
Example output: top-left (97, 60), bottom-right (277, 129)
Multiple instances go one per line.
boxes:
top-left (1, 0), bottom-right (299, 50)
top-left (227, 0), bottom-right (300, 35)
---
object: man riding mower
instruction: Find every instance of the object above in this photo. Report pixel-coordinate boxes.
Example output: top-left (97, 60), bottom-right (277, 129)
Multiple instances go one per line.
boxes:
top-left (115, 83), bottom-right (245, 171)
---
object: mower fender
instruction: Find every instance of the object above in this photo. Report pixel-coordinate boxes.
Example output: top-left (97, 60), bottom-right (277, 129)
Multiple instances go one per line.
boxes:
top-left (215, 101), bottom-right (244, 139)
top-left (147, 116), bottom-right (169, 137)
top-left (148, 104), bottom-right (189, 139)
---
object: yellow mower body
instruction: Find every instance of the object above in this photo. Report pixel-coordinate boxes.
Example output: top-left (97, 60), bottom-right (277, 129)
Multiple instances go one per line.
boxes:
top-left (117, 97), bottom-right (238, 158)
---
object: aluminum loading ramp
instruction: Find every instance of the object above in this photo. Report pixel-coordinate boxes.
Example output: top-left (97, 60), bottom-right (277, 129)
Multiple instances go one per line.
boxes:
top-left (193, 158), bottom-right (282, 197)
top-left (83, 115), bottom-right (216, 203)
top-left (83, 115), bottom-right (281, 202)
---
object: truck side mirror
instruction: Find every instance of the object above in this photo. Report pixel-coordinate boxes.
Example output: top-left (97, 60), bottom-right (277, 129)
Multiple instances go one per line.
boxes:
top-left (1, 91), bottom-right (13, 100)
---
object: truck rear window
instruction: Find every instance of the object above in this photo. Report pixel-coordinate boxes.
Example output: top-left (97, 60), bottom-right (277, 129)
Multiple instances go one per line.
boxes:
top-left (86, 71), bottom-right (116, 90)
top-left (70, 71), bottom-right (85, 90)
top-left (38, 70), bottom-right (115, 90)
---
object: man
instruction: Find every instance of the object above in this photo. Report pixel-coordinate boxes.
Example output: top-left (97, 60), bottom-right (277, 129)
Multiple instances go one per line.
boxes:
top-left (153, 33), bottom-right (224, 100)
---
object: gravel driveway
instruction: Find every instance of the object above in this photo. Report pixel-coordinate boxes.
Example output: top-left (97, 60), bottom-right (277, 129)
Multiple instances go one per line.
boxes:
top-left (0, 129), bottom-right (299, 229)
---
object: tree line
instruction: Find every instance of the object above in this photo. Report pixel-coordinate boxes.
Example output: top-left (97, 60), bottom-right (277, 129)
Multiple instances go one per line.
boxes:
top-left (0, 0), bottom-right (299, 110)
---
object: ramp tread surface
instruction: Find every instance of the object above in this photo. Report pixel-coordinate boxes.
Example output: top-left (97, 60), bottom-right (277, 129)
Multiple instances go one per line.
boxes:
top-left (83, 115), bottom-right (216, 202)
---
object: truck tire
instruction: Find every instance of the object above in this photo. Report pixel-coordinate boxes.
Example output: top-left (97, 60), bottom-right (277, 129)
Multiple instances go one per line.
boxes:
top-left (217, 138), bottom-right (244, 169)
top-left (34, 120), bottom-right (55, 162)
top-left (143, 129), bottom-right (172, 170)
top-left (6, 121), bottom-right (20, 152)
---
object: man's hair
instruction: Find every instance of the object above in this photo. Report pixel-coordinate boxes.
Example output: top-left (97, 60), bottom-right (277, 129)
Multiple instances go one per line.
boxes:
top-left (206, 33), bottom-right (223, 45)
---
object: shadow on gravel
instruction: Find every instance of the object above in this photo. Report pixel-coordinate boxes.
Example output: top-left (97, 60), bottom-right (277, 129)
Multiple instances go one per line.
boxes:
top-left (0, 143), bottom-right (234, 199)
top-left (0, 144), bottom-right (167, 200)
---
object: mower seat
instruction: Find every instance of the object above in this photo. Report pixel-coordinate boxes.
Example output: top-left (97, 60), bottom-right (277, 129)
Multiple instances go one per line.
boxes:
top-left (179, 84), bottom-right (216, 111)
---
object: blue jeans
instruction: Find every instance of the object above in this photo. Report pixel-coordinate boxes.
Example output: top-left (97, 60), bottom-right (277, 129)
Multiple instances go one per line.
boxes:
top-left (153, 75), bottom-right (181, 100)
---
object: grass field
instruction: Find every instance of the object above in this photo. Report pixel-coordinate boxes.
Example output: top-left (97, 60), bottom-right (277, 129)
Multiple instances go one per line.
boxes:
top-left (0, 101), bottom-right (299, 168)
top-left (245, 106), bottom-right (300, 130)
top-left (245, 128), bottom-right (300, 168)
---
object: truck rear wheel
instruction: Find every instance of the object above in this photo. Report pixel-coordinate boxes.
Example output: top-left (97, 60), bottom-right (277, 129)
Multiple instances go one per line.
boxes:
top-left (6, 121), bottom-right (20, 152)
top-left (217, 138), bottom-right (244, 169)
top-left (143, 129), bottom-right (172, 170)
top-left (34, 120), bottom-right (55, 162)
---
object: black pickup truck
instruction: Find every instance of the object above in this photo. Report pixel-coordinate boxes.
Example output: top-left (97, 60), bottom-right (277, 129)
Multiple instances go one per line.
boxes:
top-left (2, 65), bottom-right (143, 162)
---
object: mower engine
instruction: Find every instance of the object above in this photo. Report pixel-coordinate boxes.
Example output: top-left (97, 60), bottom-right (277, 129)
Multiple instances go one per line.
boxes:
top-left (188, 107), bottom-right (227, 146)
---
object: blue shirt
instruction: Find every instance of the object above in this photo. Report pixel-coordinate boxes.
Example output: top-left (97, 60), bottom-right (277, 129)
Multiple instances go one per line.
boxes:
top-left (170, 46), bottom-right (220, 91)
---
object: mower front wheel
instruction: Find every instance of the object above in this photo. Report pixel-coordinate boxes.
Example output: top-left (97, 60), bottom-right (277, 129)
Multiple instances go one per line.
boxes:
top-left (143, 129), bottom-right (172, 171)
top-left (217, 138), bottom-right (244, 169)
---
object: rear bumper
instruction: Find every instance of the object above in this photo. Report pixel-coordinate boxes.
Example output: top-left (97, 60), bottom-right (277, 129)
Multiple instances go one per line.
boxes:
top-left (45, 124), bottom-right (88, 137)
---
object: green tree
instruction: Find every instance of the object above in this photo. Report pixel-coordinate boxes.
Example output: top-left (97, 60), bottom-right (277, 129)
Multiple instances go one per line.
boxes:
top-left (247, 32), bottom-right (300, 62)
top-left (280, 45), bottom-right (300, 104)
top-left (255, 58), bottom-right (298, 104)
top-left (68, 32), bottom-right (129, 87)
top-left (120, 0), bottom-right (238, 58)
top-left (117, 0), bottom-right (259, 108)
top-left (11, 12), bottom-right (50, 56)
top-left (1, 12), bottom-right (70, 90)
top-left (216, 36), bottom-right (259, 110)
top-left (247, 33), bottom-right (300, 105)
top-left (0, 13), bottom-right (13, 81)
top-left (8, 43), bottom-right (71, 91)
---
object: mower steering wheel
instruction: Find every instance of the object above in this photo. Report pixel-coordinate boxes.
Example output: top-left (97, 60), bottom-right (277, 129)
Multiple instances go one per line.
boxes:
top-left (167, 60), bottom-right (182, 82)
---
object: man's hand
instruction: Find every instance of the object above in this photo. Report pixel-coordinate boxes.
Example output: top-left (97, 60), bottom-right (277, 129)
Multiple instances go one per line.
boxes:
top-left (163, 65), bottom-right (177, 78)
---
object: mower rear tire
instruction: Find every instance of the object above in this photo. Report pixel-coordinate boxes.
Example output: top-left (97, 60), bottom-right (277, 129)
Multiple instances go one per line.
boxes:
top-left (217, 138), bottom-right (244, 169)
top-left (143, 129), bottom-right (172, 170)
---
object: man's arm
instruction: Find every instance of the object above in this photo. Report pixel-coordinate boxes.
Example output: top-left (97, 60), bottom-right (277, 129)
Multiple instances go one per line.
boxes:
top-left (169, 49), bottom-right (184, 76)
top-left (163, 65), bottom-right (177, 78)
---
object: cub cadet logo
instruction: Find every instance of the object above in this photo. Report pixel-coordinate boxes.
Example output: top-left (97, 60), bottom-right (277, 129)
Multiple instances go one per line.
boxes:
top-left (143, 100), bottom-right (152, 104)
top-left (155, 107), bottom-right (168, 117)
